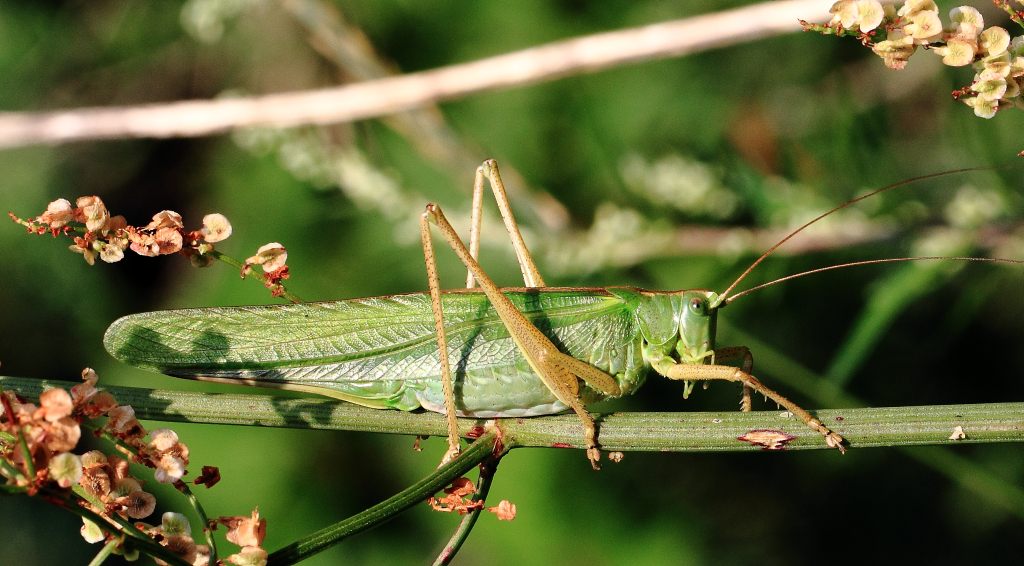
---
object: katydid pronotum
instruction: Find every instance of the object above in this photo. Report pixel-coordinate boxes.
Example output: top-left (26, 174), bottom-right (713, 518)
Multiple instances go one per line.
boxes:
top-left (104, 160), bottom-right (1023, 469)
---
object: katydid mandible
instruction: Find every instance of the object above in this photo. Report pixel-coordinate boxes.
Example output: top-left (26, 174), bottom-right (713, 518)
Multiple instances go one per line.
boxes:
top-left (102, 160), bottom-right (1016, 469)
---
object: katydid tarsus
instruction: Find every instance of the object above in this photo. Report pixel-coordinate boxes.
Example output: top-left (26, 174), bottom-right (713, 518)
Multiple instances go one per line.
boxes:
top-left (103, 160), bottom-right (1023, 469)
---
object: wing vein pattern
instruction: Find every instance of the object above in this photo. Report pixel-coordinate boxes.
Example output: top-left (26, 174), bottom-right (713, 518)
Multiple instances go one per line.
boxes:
top-left (104, 290), bottom-right (646, 417)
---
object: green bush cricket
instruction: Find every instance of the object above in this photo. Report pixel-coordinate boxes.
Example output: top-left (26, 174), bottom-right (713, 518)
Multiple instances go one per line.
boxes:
top-left (103, 160), bottom-right (1022, 468)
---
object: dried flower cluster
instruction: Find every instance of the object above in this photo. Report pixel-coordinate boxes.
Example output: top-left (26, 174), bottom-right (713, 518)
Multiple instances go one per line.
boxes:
top-left (807, 0), bottom-right (1024, 121)
top-left (210, 508), bottom-right (269, 566)
top-left (427, 477), bottom-right (517, 521)
top-left (1, 369), bottom-right (267, 565)
top-left (132, 506), bottom-right (269, 566)
top-left (13, 196), bottom-right (231, 266)
top-left (11, 196), bottom-right (294, 298)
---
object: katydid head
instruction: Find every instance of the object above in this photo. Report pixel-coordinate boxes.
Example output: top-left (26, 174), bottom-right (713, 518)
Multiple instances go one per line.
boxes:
top-left (611, 288), bottom-right (719, 365)
top-left (678, 290), bottom-right (720, 364)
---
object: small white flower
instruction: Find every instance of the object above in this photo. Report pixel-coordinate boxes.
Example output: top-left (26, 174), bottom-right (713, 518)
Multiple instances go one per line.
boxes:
top-left (81, 518), bottom-right (106, 544)
top-left (154, 454), bottom-right (186, 483)
top-left (246, 242), bottom-right (288, 272)
top-left (201, 213), bottom-right (233, 242)
top-left (980, 27), bottom-right (1011, 57)
top-left (148, 428), bottom-right (180, 451)
top-left (49, 452), bottom-right (83, 488)
top-left (161, 512), bottom-right (192, 536)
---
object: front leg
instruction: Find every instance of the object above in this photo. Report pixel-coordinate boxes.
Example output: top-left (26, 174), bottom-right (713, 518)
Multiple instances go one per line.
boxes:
top-left (652, 357), bottom-right (845, 453)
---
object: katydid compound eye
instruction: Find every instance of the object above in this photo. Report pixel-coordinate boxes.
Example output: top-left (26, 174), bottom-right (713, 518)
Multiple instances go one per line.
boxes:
top-left (688, 298), bottom-right (705, 314)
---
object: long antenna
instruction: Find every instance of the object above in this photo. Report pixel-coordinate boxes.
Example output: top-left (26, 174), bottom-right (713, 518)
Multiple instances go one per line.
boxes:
top-left (716, 165), bottom-right (1015, 304)
top-left (723, 256), bottom-right (1024, 305)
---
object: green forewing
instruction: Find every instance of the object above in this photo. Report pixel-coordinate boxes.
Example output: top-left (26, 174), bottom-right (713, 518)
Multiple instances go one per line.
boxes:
top-left (103, 289), bottom-right (648, 417)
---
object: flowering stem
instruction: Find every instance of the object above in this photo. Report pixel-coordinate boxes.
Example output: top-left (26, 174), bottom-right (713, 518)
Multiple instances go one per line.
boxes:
top-left (86, 538), bottom-right (119, 566)
top-left (85, 497), bottom-right (168, 547)
top-left (80, 421), bottom-right (136, 455)
top-left (432, 455), bottom-right (501, 566)
top-left (266, 428), bottom-right (506, 566)
top-left (205, 249), bottom-right (303, 303)
top-left (996, 0), bottom-right (1024, 27)
top-left (105, 509), bottom-right (159, 543)
top-left (798, 20), bottom-right (851, 36)
top-left (176, 481), bottom-right (218, 566)
top-left (78, 421), bottom-right (220, 565)
top-left (9, 210), bottom-right (303, 303)
top-left (37, 487), bottom-right (194, 566)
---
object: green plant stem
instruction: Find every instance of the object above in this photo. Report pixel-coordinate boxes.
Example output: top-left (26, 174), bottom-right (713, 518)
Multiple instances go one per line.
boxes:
top-left (77, 421), bottom-right (219, 564)
top-left (36, 487), bottom-right (193, 566)
top-left (0, 457), bottom-right (25, 483)
top-left (4, 404), bottom-right (192, 565)
top-left (432, 455), bottom-right (501, 566)
top-left (3, 377), bottom-right (1023, 452)
top-left (81, 421), bottom-right (137, 455)
top-left (0, 483), bottom-right (27, 495)
top-left (86, 538), bottom-right (119, 566)
top-left (102, 507), bottom-right (157, 542)
top-left (996, 0), bottom-right (1024, 28)
top-left (205, 249), bottom-right (302, 303)
top-left (267, 428), bottom-right (507, 566)
top-left (177, 482), bottom-right (218, 566)
top-left (16, 429), bottom-right (35, 479)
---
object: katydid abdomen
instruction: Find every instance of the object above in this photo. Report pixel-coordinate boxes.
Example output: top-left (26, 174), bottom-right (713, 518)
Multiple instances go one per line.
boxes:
top-left (103, 288), bottom-right (653, 418)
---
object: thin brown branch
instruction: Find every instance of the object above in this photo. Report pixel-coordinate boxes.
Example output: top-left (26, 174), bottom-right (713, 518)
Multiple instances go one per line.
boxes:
top-left (0, 0), bottom-right (832, 148)
top-left (277, 0), bottom-right (570, 231)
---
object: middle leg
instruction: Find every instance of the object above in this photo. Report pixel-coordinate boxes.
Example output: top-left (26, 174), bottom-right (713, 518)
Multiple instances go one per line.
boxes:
top-left (715, 346), bottom-right (753, 411)
top-left (422, 200), bottom-right (619, 468)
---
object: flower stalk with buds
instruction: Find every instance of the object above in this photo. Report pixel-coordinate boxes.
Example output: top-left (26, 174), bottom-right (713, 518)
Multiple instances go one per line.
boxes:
top-left (804, 0), bottom-right (1024, 145)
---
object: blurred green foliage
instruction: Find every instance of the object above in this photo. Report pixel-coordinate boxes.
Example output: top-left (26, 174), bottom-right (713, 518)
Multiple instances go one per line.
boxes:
top-left (2, 0), bottom-right (1024, 564)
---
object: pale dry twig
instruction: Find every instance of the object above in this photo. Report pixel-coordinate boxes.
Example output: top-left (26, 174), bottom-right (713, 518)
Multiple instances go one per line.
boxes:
top-left (0, 0), bottom-right (833, 148)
